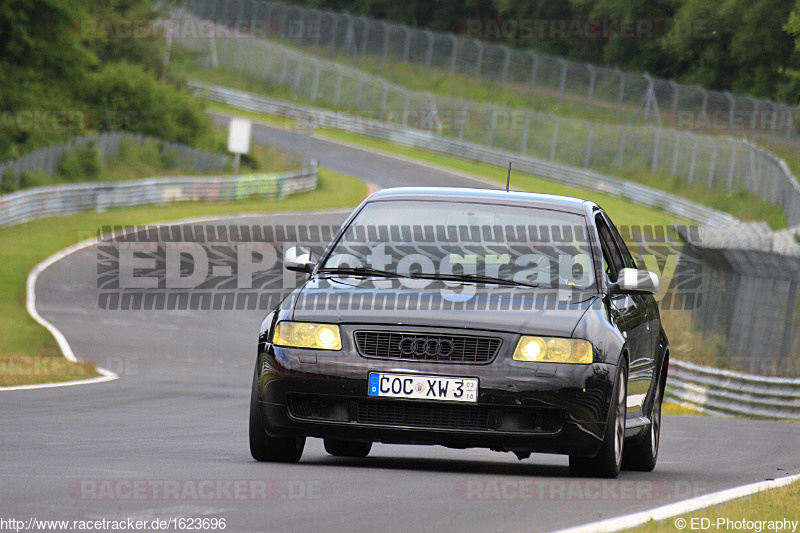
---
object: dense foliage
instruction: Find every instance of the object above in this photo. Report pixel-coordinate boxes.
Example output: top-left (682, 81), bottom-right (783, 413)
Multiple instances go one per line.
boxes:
top-left (0, 0), bottom-right (210, 162)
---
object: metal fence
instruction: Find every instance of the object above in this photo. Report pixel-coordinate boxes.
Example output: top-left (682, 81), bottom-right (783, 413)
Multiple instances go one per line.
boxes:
top-left (172, 15), bottom-right (800, 227)
top-left (0, 132), bottom-right (231, 189)
top-left (674, 223), bottom-right (800, 365)
top-left (191, 82), bottom-right (739, 227)
top-left (0, 167), bottom-right (318, 227)
top-left (183, 0), bottom-right (799, 144)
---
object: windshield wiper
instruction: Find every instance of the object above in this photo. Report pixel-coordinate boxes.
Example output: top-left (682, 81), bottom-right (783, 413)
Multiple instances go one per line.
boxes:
top-left (408, 272), bottom-right (539, 288)
top-left (317, 266), bottom-right (401, 278)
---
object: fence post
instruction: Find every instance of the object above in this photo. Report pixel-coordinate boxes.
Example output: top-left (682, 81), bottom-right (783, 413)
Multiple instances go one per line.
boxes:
top-left (402, 27), bottom-right (411, 63)
top-left (688, 135), bottom-right (698, 184)
top-left (707, 140), bottom-right (717, 189)
top-left (549, 114), bottom-right (560, 161)
top-left (586, 64), bottom-right (596, 112)
top-left (617, 126), bottom-right (626, 167)
top-left (292, 56), bottom-right (304, 92)
top-left (424, 30), bottom-right (434, 69)
top-left (557, 59), bottom-right (567, 106)
top-left (458, 101), bottom-right (467, 140)
top-left (380, 21), bottom-right (390, 69)
top-left (333, 64), bottom-right (343, 105)
top-left (723, 91), bottom-right (735, 134)
top-left (746, 96), bottom-right (758, 138)
top-left (402, 88), bottom-right (410, 128)
top-left (500, 45), bottom-right (511, 84)
top-left (359, 17), bottom-right (370, 57)
top-left (310, 59), bottom-right (320, 102)
top-left (584, 121), bottom-right (593, 167)
top-left (697, 87), bottom-right (708, 129)
top-left (669, 80), bottom-right (679, 127)
top-left (380, 80), bottom-right (388, 113)
top-left (650, 127), bottom-right (659, 173)
top-left (474, 40), bottom-right (484, 77)
top-left (486, 104), bottom-right (495, 147)
top-left (615, 69), bottom-right (625, 119)
top-left (354, 72), bottom-right (363, 108)
top-left (528, 51), bottom-right (539, 97)
top-left (727, 139), bottom-right (738, 191)
top-left (768, 100), bottom-right (778, 142)
top-left (521, 112), bottom-right (530, 155)
top-left (449, 35), bottom-right (458, 73)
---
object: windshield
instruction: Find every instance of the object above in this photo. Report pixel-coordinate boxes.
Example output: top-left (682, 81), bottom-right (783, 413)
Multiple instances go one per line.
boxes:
top-left (320, 199), bottom-right (596, 290)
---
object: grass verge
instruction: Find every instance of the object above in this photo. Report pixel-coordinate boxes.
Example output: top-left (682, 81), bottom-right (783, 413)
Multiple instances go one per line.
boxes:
top-left (628, 480), bottom-right (800, 532)
top-left (0, 168), bottom-right (366, 387)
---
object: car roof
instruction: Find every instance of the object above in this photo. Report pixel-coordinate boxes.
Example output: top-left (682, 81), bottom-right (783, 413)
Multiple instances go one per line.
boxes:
top-left (366, 187), bottom-right (594, 215)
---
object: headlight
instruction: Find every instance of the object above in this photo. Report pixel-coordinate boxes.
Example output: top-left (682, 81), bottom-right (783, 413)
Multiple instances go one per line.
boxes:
top-left (272, 321), bottom-right (342, 350)
top-left (513, 336), bottom-right (592, 364)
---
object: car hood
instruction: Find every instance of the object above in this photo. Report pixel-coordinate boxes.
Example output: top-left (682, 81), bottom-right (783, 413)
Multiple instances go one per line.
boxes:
top-left (287, 277), bottom-right (597, 337)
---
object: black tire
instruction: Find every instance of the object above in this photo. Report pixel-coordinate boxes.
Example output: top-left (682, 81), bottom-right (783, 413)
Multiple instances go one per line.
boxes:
top-left (569, 359), bottom-right (627, 478)
top-left (249, 364), bottom-right (305, 463)
top-left (324, 438), bottom-right (372, 458)
top-left (622, 374), bottom-right (663, 472)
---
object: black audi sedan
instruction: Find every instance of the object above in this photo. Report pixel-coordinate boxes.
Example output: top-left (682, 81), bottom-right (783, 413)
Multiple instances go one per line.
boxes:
top-left (249, 187), bottom-right (669, 478)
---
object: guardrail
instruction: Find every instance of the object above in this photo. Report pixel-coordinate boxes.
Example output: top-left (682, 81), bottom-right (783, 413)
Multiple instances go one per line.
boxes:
top-left (666, 360), bottom-right (800, 420)
top-left (190, 82), bottom-right (740, 228)
top-left (0, 168), bottom-right (318, 227)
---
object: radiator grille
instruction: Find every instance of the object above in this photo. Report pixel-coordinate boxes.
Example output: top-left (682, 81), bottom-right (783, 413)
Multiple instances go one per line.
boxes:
top-left (354, 331), bottom-right (501, 363)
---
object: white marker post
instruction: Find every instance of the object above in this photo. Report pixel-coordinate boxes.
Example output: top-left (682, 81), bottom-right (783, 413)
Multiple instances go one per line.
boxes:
top-left (227, 118), bottom-right (252, 174)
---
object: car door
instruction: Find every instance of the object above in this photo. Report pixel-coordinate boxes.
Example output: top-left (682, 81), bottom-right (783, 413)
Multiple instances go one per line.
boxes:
top-left (594, 212), bottom-right (649, 418)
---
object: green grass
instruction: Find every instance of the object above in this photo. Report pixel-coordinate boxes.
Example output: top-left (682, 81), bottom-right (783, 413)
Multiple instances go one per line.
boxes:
top-left (0, 168), bottom-right (366, 386)
top-left (629, 480), bottom-right (800, 532)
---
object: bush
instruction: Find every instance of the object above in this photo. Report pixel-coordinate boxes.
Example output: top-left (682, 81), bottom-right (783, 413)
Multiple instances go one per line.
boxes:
top-left (0, 169), bottom-right (17, 193)
top-left (82, 63), bottom-right (211, 146)
top-left (58, 143), bottom-right (100, 182)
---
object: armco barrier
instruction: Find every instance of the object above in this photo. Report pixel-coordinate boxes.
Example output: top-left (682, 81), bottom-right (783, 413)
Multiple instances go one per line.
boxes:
top-left (0, 168), bottom-right (318, 227)
top-left (190, 82), bottom-right (740, 228)
top-left (666, 360), bottom-right (800, 420)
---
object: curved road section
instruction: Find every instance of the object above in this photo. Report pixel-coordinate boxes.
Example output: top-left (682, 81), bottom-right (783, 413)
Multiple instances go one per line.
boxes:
top-left (2, 121), bottom-right (799, 532)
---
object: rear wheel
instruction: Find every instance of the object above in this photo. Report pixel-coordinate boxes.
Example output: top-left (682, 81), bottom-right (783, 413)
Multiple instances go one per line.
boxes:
top-left (324, 438), bottom-right (372, 458)
top-left (569, 360), bottom-right (627, 478)
top-left (249, 365), bottom-right (305, 462)
top-left (623, 375), bottom-right (663, 472)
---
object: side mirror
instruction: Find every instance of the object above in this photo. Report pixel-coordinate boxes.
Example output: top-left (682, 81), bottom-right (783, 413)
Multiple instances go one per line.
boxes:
top-left (284, 246), bottom-right (315, 273)
top-left (614, 268), bottom-right (660, 295)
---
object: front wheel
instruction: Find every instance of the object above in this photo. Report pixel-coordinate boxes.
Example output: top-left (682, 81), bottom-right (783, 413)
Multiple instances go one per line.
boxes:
top-left (623, 376), bottom-right (663, 472)
top-left (249, 365), bottom-right (305, 463)
top-left (569, 359), bottom-right (627, 478)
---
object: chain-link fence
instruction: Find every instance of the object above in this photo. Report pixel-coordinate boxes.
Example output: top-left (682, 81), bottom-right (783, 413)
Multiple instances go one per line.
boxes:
top-left (0, 132), bottom-right (231, 189)
top-left (183, 0), bottom-right (799, 146)
top-left (172, 15), bottom-right (800, 227)
top-left (674, 224), bottom-right (800, 373)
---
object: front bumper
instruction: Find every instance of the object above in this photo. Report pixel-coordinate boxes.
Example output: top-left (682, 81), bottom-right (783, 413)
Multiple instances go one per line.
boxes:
top-left (254, 337), bottom-right (616, 458)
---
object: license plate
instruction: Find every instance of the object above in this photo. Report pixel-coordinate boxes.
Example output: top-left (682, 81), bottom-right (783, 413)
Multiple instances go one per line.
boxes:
top-left (368, 373), bottom-right (478, 403)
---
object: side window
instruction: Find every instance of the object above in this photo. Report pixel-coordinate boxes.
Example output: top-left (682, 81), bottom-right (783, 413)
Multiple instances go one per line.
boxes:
top-left (606, 216), bottom-right (638, 269)
top-left (595, 214), bottom-right (625, 282)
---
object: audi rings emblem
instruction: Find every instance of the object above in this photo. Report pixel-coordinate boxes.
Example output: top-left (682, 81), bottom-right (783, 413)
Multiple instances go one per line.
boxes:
top-left (398, 337), bottom-right (455, 358)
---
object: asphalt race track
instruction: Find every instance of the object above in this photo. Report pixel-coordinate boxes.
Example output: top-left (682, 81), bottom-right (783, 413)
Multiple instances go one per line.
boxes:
top-left (2, 121), bottom-right (799, 533)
